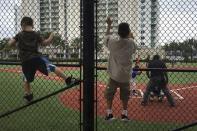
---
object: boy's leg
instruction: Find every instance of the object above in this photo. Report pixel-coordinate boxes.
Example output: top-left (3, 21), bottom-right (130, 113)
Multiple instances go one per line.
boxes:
top-left (22, 61), bottom-right (35, 102)
top-left (104, 78), bottom-right (117, 120)
top-left (120, 83), bottom-right (130, 110)
top-left (142, 80), bottom-right (155, 105)
top-left (161, 85), bottom-right (175, 106)
top-left (130, 79), bottom-right (138, 96)
top-left (38, 57), bottom-right (78, 85)
top-left (120, 82), bottom-right (130, 121)
top-left (105, 79), bottom-right (117, 110)
top-left (54, 67), bottom-right (67, 79)
top-left (24, 81), bottom-right (31, 95)
top-left (23, 81), bottom-right (33, 102)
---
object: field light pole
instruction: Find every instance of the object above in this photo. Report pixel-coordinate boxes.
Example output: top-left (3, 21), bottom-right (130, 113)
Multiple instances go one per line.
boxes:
top-left (82, 0), bottom-right (95, 131)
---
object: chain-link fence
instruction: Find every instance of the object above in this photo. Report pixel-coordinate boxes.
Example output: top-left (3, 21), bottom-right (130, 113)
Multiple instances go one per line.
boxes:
top-left (0, 0), bottom-right (196, 131)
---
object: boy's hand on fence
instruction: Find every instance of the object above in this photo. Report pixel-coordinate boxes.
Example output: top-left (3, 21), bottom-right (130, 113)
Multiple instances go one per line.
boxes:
top-left (128, 32), bottom-right (134, 39)
top-left (106, 17), bottom-right (112, 27)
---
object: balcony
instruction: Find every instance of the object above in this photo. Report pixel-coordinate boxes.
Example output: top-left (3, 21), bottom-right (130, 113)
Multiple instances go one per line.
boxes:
top-left (141, 36), bottom-right (145, 40)
top-left (151, 0), bottom-right (157, 3)
top-left (141, 30), bottom-right (145, 34)
top-left (151, 23), bottom-right (157, 28)
top-left (141, 5), bottom-right (145, 10)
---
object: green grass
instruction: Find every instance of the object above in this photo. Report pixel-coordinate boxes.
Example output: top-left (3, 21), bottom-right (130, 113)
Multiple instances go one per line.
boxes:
top-left (0, 65), bottom-right (196, 131)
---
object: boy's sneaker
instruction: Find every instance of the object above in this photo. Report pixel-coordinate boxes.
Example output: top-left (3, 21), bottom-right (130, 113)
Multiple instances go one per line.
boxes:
top-left (141, 101), bottom-right (147, 106)
top-left (23, 93), bottom-right (33, 102)
top-left (105, 114), bottom-right (115, 121)
top-left (169, 103), bottom-right (175, 107)
top-left (158, 95), bottom-right (164, 102)
top-left (150, 92), bottom-right (154, 101)
top-left (65, 76), bottom-right (80, 86)
top-left (121, 114), bottom-right (130, 122)
top-left (132, 90), bottom-right (138, 96)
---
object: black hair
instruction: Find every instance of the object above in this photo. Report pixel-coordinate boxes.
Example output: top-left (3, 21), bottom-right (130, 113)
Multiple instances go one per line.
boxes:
top-left (153, 55), bottom-right (160, 60)
top-left (21, 17), bottom-right (33, 27)
top-left (118, 22), bottom-right (130, 38)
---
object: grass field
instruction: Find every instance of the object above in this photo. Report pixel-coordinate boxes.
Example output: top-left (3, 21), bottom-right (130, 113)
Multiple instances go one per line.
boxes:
top-left (0, 65), bottom-right (196, 131)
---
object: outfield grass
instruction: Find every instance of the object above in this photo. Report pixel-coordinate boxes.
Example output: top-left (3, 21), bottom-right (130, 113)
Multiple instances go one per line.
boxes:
top-left (97, 70), bottom-right (197, 84)
top-left (0, 65), bottom-right (196, 131)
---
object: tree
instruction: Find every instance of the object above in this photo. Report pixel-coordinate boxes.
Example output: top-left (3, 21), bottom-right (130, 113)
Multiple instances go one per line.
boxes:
top-left (40, 32), bottom-right (66, 49)
top-left (0, 38), bottom-right (9, 50)
top-left (70, 37), bottom-right (81, 59)
top-left (163, 38), bottom-right (197, 61)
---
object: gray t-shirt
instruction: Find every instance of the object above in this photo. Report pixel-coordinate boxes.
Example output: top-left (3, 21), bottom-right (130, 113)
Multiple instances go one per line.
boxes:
top-left (104, 35), bottom-right (137, 83)
top-left (14, 31), bottom-right (43, 62)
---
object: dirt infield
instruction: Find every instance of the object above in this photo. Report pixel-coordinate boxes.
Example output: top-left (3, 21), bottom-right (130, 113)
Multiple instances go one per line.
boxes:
top-left (59, 82), bottom-right (197, 124)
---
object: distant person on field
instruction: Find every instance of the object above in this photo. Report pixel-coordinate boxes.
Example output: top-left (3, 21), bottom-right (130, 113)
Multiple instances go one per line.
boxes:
top-left (7, 16), bottom-right (78, 102)
top-left (104, 17), bottom-right (137, 121)
top-left (141, 55), bottom-right (175, 107)
top-left (130, 62), bottom-right (142, 96)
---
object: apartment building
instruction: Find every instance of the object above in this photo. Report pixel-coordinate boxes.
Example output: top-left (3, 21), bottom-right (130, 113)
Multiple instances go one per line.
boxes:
top-left (140, 0), bottom-right (160, 47)
top-left (97, 0), bottom-right (140, 42)
top-left (18, 0), bottom-right (159, 59)
top-left (40, 0), bottom-right (66, 38)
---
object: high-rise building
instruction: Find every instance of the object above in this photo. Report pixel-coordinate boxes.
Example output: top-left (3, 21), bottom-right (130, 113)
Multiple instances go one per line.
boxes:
top-left (140, 0), bottom-right (159, 47)
top-left (39, 0), bottom-right (80, 42)
top-left (97, 0), bottom-right (141, 45)
top-left (19, 0), bottom-right (159, 48)
top-left (97, 0), bottom-right (159, 48)
top-left (40, 0), bottom-right (66, 38)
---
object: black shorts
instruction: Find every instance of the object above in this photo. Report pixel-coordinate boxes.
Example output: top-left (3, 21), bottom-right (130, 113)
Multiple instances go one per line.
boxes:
top-left (22, 57), bottom-right (53, 82)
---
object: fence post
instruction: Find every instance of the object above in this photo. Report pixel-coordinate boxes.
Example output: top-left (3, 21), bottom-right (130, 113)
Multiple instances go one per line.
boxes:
top-left (82, 0), bottom-right (95, 131)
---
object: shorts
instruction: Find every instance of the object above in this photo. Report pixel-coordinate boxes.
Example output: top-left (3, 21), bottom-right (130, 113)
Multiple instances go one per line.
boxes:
top-left (104, 78), bottom-right (130, 101)
top-left (22, 57), bottom-right (56, 82)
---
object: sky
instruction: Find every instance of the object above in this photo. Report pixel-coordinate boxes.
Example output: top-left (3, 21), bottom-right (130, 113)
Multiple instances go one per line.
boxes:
top-left (159, 0), bottom-right (197, 44)
top-left (0, 0), bottom-right (197, 45)
top-left (0, 0), bottom-right (16, 38)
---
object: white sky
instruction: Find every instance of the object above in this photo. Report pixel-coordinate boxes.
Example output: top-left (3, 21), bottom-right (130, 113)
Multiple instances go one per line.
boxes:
top-left (0, 0), bottom-right (16, 38)
top-left (159, 0), bottom-right (197, 44)
top-left (0, 0), bottom-right (197, 45)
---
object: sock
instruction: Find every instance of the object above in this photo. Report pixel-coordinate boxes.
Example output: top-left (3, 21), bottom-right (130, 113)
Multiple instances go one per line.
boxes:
top-left (25, 92), bottom-right (32, 95)
top-left (106, 109), bottom-right (112, 115)
top-left (122, 110), bottom-right (128, 116)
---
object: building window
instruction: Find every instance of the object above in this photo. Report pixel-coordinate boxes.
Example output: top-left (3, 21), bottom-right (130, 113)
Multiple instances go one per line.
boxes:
top-left (141, 36), bottom-right (145, 40)
top-left (151, 24), bottom-right (156, 28)
top-left (141, 42), bottom-right (145, 45)
top-left (141, 12), bottom-right (145, 16)
top-left (141, 17), bottom-right (145, 22)
top-left (141, 6), bottom-right (145, 10)
top-left (141, 30), bottom-right (145, 34)
top-left (151, 12), bottom-right (157, 16)
top-left (151, 18), bottom-right (157, 23)
top-left (141, 24), bottom-right (145, 28)
top-left (151, 30), bottom-right (156, 34)
top-left (151, 36), bottom-right (156, 40)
